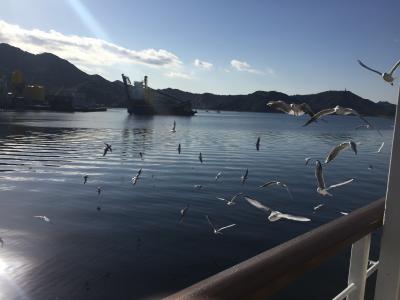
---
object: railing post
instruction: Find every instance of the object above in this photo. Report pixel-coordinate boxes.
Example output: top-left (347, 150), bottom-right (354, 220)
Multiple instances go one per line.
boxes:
top-left (374, 87), bottom-right (400, 300)
top-left (347, 234), bottom-right (371, 300)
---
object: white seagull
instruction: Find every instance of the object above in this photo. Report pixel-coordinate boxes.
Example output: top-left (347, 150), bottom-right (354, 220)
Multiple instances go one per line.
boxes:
top-left (267, 101), bottom-right (315, 117)
top-left (34, 215), bottom-right (51, 222)
top-left (171, 120), bottom-right (176, 132)
top-left (315, 160), bottom-right (354, 196)
top-left (358, 58), bottom-right (400, 85)
top-left (245, 196), bottom-right (311, 222)
top-left (215, 171), bottom-right (222, 181)
top-left (97, 186), bottom-right (102, 195)
top-left (313, 204), bottom-right (324, 211)
top-left (216, 193), bottom-right (243, 206)
top-left (132, 168), bottom-right (142, 185)
top-left (241, 169), bottom-right (248, 184)
top-left (258, 181), bottom-right (293, 200)
top-left (376, 142), bottom-right (385, 153)
top-left (205, 215), bottom-right (236, 235)
top-left (179, 205), bottom-right (189, 223)
top-left (325, 141), bottom-right (357, 164)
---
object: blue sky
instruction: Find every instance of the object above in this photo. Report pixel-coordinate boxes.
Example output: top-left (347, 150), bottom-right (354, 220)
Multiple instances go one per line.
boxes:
top-left (0, 0), bottom-right (399, 103)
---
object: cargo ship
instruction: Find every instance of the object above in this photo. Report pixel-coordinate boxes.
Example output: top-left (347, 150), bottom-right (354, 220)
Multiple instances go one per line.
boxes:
top-left (122, 74), bottom-right (196, 116)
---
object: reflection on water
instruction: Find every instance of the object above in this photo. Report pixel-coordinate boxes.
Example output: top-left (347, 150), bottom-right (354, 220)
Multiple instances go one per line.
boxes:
top-left (0, 109), bottom-right (394, 299)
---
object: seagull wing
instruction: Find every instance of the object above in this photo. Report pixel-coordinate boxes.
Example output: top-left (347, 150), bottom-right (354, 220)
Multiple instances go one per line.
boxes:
top-left (325, 142), bottom-right (350, 163)
top-left (305, 157), bottom-right (312, 165)
top-left (377, 142), bottom-right (385, 153)
top-left (267, 100), bottom-right (291, 114)
top-left (282, 184), bottom-right (294, 200)
top-left (299, 103), bottom-right (315, 117)
top-left (315, 160), bottom-right (326, 190)
top-left (245, 196), bottom-right (271, 214)
top-left (303, 108), bottom-right (336, 126)
top-left (278, 213), bottom-right (311, 222)
top-left (230, 192), bottom-right (243, 203)
top-left (358, 59), bottom-right (382, 75)
top-left (389, 58), bottom-right (400, 75)
top-left (217, 224), bottom-right (236, 232)
top-left (327, 178), bottom-right (354, 190)
top-left (205, 215), bottom-right (216, 232)
top-left (216, 197), bottom-right (227, 202)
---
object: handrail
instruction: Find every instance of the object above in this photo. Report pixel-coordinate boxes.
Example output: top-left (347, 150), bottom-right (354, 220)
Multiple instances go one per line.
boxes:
top-left (166, 197), bottom-right (385, 300)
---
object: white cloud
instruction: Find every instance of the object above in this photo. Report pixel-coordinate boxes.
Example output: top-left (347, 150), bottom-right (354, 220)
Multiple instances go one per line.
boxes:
top-left (164, 71), bottom-right (192, 79)
top-left (194, 59), bottom-right (213, 70)
top-left (0, 20), bottom-right (182, 72)
top-left (230, 59), bottom-right (263, 74)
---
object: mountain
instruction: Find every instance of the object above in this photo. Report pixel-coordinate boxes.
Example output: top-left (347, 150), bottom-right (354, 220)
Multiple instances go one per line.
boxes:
top-left (0, 43), bottom-right (125, 106)
top-left (0, 43), bottom-right (395, 116)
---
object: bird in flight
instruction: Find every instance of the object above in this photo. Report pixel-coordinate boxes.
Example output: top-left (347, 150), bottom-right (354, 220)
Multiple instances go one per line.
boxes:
top-left (179, 205), bottom-right (189, 223)
top-left (0, 237), bottom-right (4, 248)
top-left (258, 181), bottom-right (293, 200)
top-left (305, 157), bottom-right (312, 165)
top-left (132, 168), bottom-right (142, 185)
top-left (376, 142), bottom-right (385, 153)
top-left (245, 196), bottom-right (310, 222)
top-left (216, 193), bottom-right (243, 206)
top-left (34, 215), bottom-right (51, 222)
top-left (215, 171), bottom-right (222, 181)
top-left (83, 175), bottom-right (88, 184)
top-left (103, 143), bottom-right (112, 156)
top-left (325, 141), bottom-right (357, 164)
top-left (241, 169), bottom-right (248, 184)
top-left (267, 101), bottom-right (315, 117)
top-left (199, 152), bottom-right (203, 163)
top-left (358, 58), bottom-right (400, 85)
top-left (97, 186), bottom-right (102, 195)
top-left (315, 160), bottom-right (354, 196)
top-left (205, 215), bottom-right (236, 234)
top-left (178, 143), bottom-right (181, 154)
top-left (256, 137), bottom-right (260, 151)
top-left (171, 120), bottom-right (176, 132)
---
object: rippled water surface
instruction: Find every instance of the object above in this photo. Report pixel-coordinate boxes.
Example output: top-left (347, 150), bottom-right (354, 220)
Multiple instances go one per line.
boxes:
top-left (0, 109), bottom-right (394, 299)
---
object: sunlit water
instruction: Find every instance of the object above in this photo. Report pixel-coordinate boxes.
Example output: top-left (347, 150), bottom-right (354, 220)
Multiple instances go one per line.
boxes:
top-left (0, 109), bottom-right (394, 299)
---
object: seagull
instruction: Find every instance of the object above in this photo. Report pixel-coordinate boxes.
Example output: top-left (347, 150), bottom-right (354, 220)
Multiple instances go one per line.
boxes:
top-left (256, 137), bottom-right (260, 151)
top-left (0, 237), bottom-right (4, 248)
top-left (215, 171), bottom-right (222, 181)
top-left (358, 58), bottom-right (400, 85)
top-left (245, 196), bottom-right (311, 222)
top-left (340, 212), bottom-right (349, 216)
top-left (377, 142), bottom-right (384, 153)
top-left (267, 101), bottom-right (315, 117)
top-left (178, 143), bottom-right (181, 154)
top-left (171, 120), bottom-right (176, 132)
top-left (179, 205), bottom-right (189, 223)
top-left (258, 181), bottom-right (293, 200)
top-left (355, 124), bottom-right (371, 130)
top-left (34, 215), bottom-right (51, 222)
top-left (303, 106), bottom-right (381, 136)
top-left (216, 193), bottom-right (243, 206)
top-left (205, 215), bottom-right (236, 235)
top-left (305, 157), bottom-right (312, 165)
top-left (199, 152), bottom-right (203, 163)
top-left (325, 141), bottom-right (357, 164)
top-left (315, 160), bottom-right (354, 196)
top-left (97, 186), bottom-right (102, 195)
top-left (368, 165), bottom-right (374, 170)
top-left (194, 185), bottom-right (203, 189)
top-left (103, 143), bottom-right (112, 156)
top-left (83, 175), bottom-right (88, 184)
top-left (139, 152), bottom-right (143, 160)
top-left (313, 204), bottom-right (324, 211)
top-left (132, 168), bottom-right (142, 185)
top-left (241, 169), bottom-right (248, 184)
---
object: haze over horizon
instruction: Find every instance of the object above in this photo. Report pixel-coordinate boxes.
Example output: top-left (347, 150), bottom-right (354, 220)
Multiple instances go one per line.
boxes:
top-left (0, 0), bottom-right (399, 103)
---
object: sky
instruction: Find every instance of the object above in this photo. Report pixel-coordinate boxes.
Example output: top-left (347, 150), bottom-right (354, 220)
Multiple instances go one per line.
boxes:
top-left (0, 0), bottom-right (399, 103)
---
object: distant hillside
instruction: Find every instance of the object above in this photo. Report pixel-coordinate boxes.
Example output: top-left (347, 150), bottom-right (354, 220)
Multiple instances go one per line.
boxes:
top-left (0, 43), bottom-right (125, 106)
top-left (0, 43), bottom-right (395, 116)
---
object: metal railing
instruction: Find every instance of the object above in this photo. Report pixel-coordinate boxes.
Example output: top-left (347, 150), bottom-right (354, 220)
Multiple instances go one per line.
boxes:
top-left (166, 197), bottom-right (385, 300)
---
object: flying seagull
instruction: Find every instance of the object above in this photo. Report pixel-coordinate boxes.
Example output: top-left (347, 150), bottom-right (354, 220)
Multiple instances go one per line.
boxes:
top-left (355, 124), bottom-right (371, 130)
top-left (376, 142), bottom-right (384, 153)
top-left (315, 160), bottom-right (354, 196)
top-left (325, 141), bottom-right (357, 164)
top-left (215, 171), bottom-right (222, 181)
top-left (258, 181), bottom-right (293, 200)
top-left (199, 152), bottom-right (203, 163)
top-left (303, 106), bottom-right (381, 135)
top-left (256, 137), bottom-right (260, 151)
top-left (305, 157), bottom-right (312, 165)
top-left (216, 193), bottom-right (243, 206)
top-left (179, 205), bottom-right (189, 223)
top-left (103, 143), bottom-right (112, 156)
top-left (241, 169), bottom-right (248, 184)
top-left (194, 185), bottom-right (203, 189)
top-left (132, 168), bottom-right (142, 185)
top-left (34, 215), bottom-right (51, 222)
top-left (358, 58), bottom-right (400, 85)
top-left (83, 175), bottom-right (88, 184)
top-left (97, 186), bottom-right (102, 195)
top-left (171, 120), bottom-right (176, 132)
top-left (205, 215), bottom-right (236, 235)
top-left (139, 152), bottom-right (143, 160)
top-left (245, 196), bottom-right (311, 222)
top-left (267, 101), bottom-right (315, 117)
top-left (178, 143), bottom-right (181, 154)
top-left (313, 204), bottom-right (324, 211)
